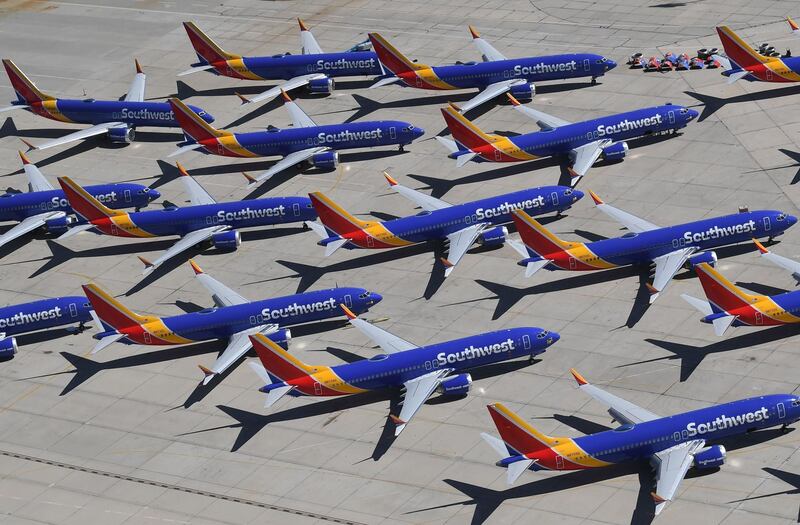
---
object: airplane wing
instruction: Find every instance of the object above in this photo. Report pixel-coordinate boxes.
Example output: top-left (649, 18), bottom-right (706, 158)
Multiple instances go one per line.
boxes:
top-left (298, 19), bottom-right (324, 54)
top-left (28, 122), bottom-right (125, 151)
top-left (239, 73), bottom-right (327, 106)
top-left (384, 172), bottom-right (451, 211)
top-left (468, 26), bottom-right (507, 62)
top-left (649, 247), bottom-right (697, 303)
top-left (124, 60), bottom-right (146, 102)
top-left (568, 140), bottom-right (611, 186)
top-left (392, 369), bottom-right (451, 435)
top-left (442, 223), bottom-right (489, 277)
top-left (508, 95), bottom-right (572, 129)
top-left (342, 305), bottom-right (417, 354)
top-left (570, 369), bottom-right (660, 425)
top-left (651, 439), bottom-right (706, 515)
top-left (245, 147), bottom-right (328, 187)
top-left (20, 152), bottom-right (54, 192)
top-left (189, 260), bottom-right (248, 307)
top-left (589, 191), bottom-right (660, 233)
top-left (139, 225), bottom-right (229, 275)
top-left (0, 211), bottom-right (63, 249)
top-left (201, 324), bottom-right (279, 385)
top-left (754, 239), bottom-right (800, 283)
top-left (458, 79), bottom-right (526, 113)
top-left (281, 91), bottom-right (317, 128)
top-left (177, 163), bottom-right (216, 205)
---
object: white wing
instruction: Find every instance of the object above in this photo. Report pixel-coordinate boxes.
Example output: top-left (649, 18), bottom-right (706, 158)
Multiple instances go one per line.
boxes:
top-left (0, 211), bottom-right (63, 249)
top-left (177, 64), bottom-right (215, 77)
top-left (649, 247), bottom-right (697, 303)
top-left (509, 102), bottom-right (572, 129)
top-left (572, 370), bottom-right (660, 425)
top-left (385, 173), bottom-right (451, 212)
top-left (468, 26), bottom-right (507, 62)
top-left (240, 73), bottom-right (327, 106)
top-left (345, 310), bottom-right (417, 355)
top-left (124, 60), bottom-right (146, 102)
top-left (245, 147), bottom-right (328, 187)
top-left (392, 369), bottom-right (450, 436)
top-left (755, 241), bottom-right (800, 283)
top-left (568, 140), bottom-right (610, 186)
top-left (21, 155), bottom-right (53, 192)
top-left (458, 79), bottom-right (526, 113)
top-left (0, 104), bottom-right (28, 114)
top-left (140, 225), bottom-right (228, 275)
top-left (299, 20), bottom-right (324, 54)
top-left (442, 223), bottom-right (488, 277)
top-left (651, 440), bottom-right (705, 515)
top-left (177, 163), bottom-right (216, 205)
top-left (201, 324), bottom-right (278, 385)
top-left (283, 94), bottom-right (317, 128)
top-left (591, 194), bottom-right (660, 233)
top-left (191, 261), bottom-right (248, 307)
top-left (29, 122), bottom-right (125, 151)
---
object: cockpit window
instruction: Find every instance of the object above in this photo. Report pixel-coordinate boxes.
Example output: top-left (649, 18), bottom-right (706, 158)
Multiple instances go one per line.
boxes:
top-left (777, 213), bottom-right (786, 221)
top-left (197, 111), bottom-right (206, 116)
top-left (359, 292), bottom-right (369, 299)
top-left (680, 108), bottom-right (688, 114)
top-left (792, 399), bottom-right (800, 407)
top-left (402, 126), bottom-right (413, 132)
top-left (564, 189), bottom-right (573, 196)
top-left (536, 330), bottom-right (549, 339)
top-left (595, 59), bottom-right (604, 64)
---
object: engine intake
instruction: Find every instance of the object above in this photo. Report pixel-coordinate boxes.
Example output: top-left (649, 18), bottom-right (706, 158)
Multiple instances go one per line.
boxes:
top-left (509, 82), bottom-right (536, 101)
top-left (478, 226), bottom-right (508, 247)
top-left (266, 329), bottom-right (291, 347)
top-left (44, 215), bottom-right (74, 234)
top-left (108, 126), bottom-right (135, 143)
top-left (211, 230), bottom-right (241, 251)
top-left (688, 251), bottom-right (718, 267)
top-left (311, 151), bottom-right (339, 171)
top-left (693, 445), bottom-right (725, 469)
top-left (601, 141), bottom-right (628, 161)
top-left (0, 337), bottom-right (18, 359)
top-left (437, 373), bottom-right (472, 396)
top-left (308, 77), bottom-right (335, 94)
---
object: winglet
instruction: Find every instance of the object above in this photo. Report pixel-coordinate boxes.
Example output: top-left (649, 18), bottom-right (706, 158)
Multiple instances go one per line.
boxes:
top-left (242, 172), bottom-right (257, 185)
top-left (789, 16), bottom-right (799, 32)
top-left (175, 161), bottom-right (190, 177)
top-left (569, 368), bottom-right (588, 386)
top-left (588, 190), bottom-right (603, 205)
top-left (468, 25), bottom-right (480, 39)
top-left (134, 58), bottom-right (143, 75)
top-left (189, 259), bottom-right (203, 275)
top-left (506, 93), bottom-right (521, 106)
top-left (341, 304), bottom-right (357, 320)
top-left (198, 364), bottom-right (214, 379)
top-left (20, 138), bottom-right (36, 152)
top-left (298, 18), bottom-right (310, 31)
top-left (137, 256), bottom-right (154, 269)
top-left (651, 492), bottom-right (667, 504)
top-left (389, 414), bottom-right (406, 425)
top-left (280, 89), bottom-right (292, 103)
top-left (645, 282), bottom-right (659, 295)
top-left (753, 238), bottom-right (769, 254)
top-left (448, 101), bottom-right (461, 111)
top-left (235, 92), bottom-right (251, 105)
top-left (440, 257), bottom-right (454, 269)
top-left (18, 150), bottom-right (31, 165)
top-left (383, 171), bottom-right (398, 186)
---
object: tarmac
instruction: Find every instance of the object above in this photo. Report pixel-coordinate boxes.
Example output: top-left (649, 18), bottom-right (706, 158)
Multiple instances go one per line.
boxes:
top-left (0, 0), bottom-right (799, 524)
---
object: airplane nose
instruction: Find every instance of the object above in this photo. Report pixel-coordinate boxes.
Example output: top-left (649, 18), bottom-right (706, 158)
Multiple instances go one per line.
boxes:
top-left (148, 188), bottom-right (161, 201)
top-left (571, 189), bottom-right (585, 202)
top-left (413, 127), bottom-right (425, 139)
top-left (688, 109), bottom-right (699, 120)
top-left (204, 112), bottom-right (216, 124)
top-left (369, 292), bottom-right (383, 305)
top-left (547, 331), bottom-right (560, 345)
top-left (605, 59), bottom-right (617, 71)
top-left (788, 214), bottom-right (798, 227)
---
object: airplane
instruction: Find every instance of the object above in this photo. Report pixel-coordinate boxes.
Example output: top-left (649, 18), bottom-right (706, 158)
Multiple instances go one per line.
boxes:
top-left (180, 19), bottom-right (382, 105)
top-left (510, 192), bottom-right (796, 303)
top-left (0, 59), bottom-right (214, 151)
top-left (0, 151), bottom-right (158, 251)
top-left (715, 24), bottom-right (800, 84)
top-left (305, 172), bottom-right (582, 277)
top-left (368, 27), bottom-right (616, 113)
top-left (681, 252), bottom-right (800, 336)
top-left (481, 369), bottom-right (800, 515)
top-left (82, 260), bottom-right (382, 385)
top-left (438, 96), bottom-right (697, 186)
top-left (0, 296), bottom-right (94, 359)
top-left (248, 304), bottom-right (559, 435)
top-left (167, 93), bottom-right (424, 187)
top-left (56, 164), bottom-right (317, 276)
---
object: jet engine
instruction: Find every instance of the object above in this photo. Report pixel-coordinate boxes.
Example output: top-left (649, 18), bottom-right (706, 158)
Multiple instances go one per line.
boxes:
top-left (437, 373), bottom-right (472, 396)
top-left (211, 230), bottom-right (241, 251)
top-left (601, 141), bottom-right (628, 161)
top-left (693, 445), bottom-right (726, 469)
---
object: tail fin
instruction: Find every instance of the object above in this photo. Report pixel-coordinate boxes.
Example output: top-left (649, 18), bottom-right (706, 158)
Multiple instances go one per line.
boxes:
top-left (2, 59), bottom-right (54, 104)
top-left (716, 26), bottom-right (770, 69)
top-left (182, 22), bottom-right (239, 64)
top-left (250, 333), bottom-right (315, 382)
top-left (58, 176), bottom-right (123, 222)
top-left (789, 17), bottom-right (800, 34)
top-left (440, 104), bottom-right (495, 151)
top-left (693, 262), bottom-right (762, 313)
top-left (368, 33), bottom-right (429, 76)
top-left (487, 403), bottom-right (564, 455)
top-left (168, 98), bottom-right (229, 143)
top-left (81, 283), bottom-right (156, 331)
top-left (511, 210), bottom-right (573, 257)
top-left (308, 192), bottom-right (370, 236)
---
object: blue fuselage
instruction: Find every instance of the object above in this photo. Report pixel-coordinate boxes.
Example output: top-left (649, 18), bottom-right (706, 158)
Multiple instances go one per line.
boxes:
top-left (29, 99), bottom-right (214, 127)
top-left (237, 52), bottom-right (383, 80)
top-left (0, 296), bottom-right (92, 336)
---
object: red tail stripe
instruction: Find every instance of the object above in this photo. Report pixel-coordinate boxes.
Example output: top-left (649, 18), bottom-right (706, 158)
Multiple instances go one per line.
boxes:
top-left (511, 214), bottom-right (564, 257)
top-left (168, 99), bottom-right (216, 142)
top-left (489, 407), bottom-right (548, 454)
top-left (695, 265), bottom-right (750, 312)
top-left (368, 34), bottom-right (413, 75)
top-left (716, 27), bottom-right (762, 69)
top-left (440, 109), bottom-right (488, 150)
top-left (309, 194), bottom-right (363, 235)
top-left (183, 23), bottom-right (227, 64)
top-left (252, 338), bottom-right (310, 381)
top-left (82, 285), bottom-right (139, 330)
top-left (2, 60), bottom-right (42, 104)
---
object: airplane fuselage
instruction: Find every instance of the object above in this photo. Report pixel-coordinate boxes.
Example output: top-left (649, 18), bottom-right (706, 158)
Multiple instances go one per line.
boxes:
top-left (703, 287), bottom-right (800, 328)
top-left (23, 99), bottom-right (214, 127)
top-left (0, 296), bottom-right (92, 336)
top-left (209, 52), bottom-right (383, 80)
top-left (725, 56), bottom-right (800, 82)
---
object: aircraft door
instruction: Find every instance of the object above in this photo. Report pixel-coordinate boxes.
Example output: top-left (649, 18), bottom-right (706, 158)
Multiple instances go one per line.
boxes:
top-left (755, 311), bottom-right (764, 325)
top-left (217, 143), bottom-right (225, 155)
top-left (550, 192), bottom-right (559, 206)
top-left (778, 402), bottom-right (786, 419)
top-left (569, 257), bottom-right (577, 270)
top-left (668, 111), bottom-right (675, 125)
top-left (766, 69), bottom-right (774, 81)
top-left (314, 381), bottom-right (323, 395)
top-left (555, 455), bottom-right (564, 470)
top-left (124, 189), bottom-right (132, 203)
top-left (344, 294), bottom-right (353, 308)
top-left (415, 76), bottom-right (423, 87)
top-left (494, 149), bottom-right (502, 161)
top-left (763, 216), bottom-right (771, 231)
top-left (583, 59), bottom-right (590, 72)
top-left (69, 303), bottom-right (78, 318)
top-left (366, 235), bottom-right (374, 247)
top-left (293, 203), bottom-right (300, 217)
top-left (110, 223), bottom-right (118, 235)
top-left (143, 332), bottom-right (151, 344)
top-left (389, 127), bottom-right (396, 140)
top-left (523, 335), bottom-right (531, 350)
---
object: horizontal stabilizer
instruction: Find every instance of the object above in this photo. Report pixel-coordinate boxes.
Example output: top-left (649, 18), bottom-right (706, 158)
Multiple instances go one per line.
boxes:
top-left (167, 143), bottom-right (203, 158)
top-left (0, 104), bottom-right (27, 114)
top-left (711, 54), bottom-right (732, 71)
top-left (92, 333), bottom-right (124, 354)
top-left (505, 238), bottom-right (529, 258)
top-left (177, 64), bottom-right (214, 77)
top-left (325, 238), bottom-right (349, 257)
top-left (434, 136), bottom-right (459, 154)
top-left (369, 76), bottom-right (401, 89)
top-left (726, 70), bottom-right (750, 84)
top-left (456, 151), bottom-right (477, 168)
top-left (507, 459), bottom-right (534, 485)
top-left (58, 223), bottom-right (94, 240)
top-left (680, 293), bottom-right (713, 316)
top-left (264, 384), bottom-right (294, 408)
top-left (304, 220), bottom-right (329, 240)
top-left (480, 432), bottom-right (509, 459)
top-left (712, 315), bottom-right (736, 337)
top-left (525, 259), bottom-right (550, 278)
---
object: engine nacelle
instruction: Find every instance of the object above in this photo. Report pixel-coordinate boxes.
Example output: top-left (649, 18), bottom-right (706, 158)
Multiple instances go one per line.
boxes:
top-left (437, 373), bottom-right (472, 396)
top-left (601, 141), bottom-right (628, 161)
top-left (693, 445), bottom-right (726, 469)
top-left (211, 230), bottom-right (241, 251)
top-left (308, 77), bottom-right (335, 94)
top-left (688, 251), bottom-right (718, 268)
top-left (266, 329), bottom-right (291, 347)
top-left (509, 82), bottom-right (535, 101)
top-left (311, 151), bottom-right (339, 171)
top-left (107, 126), bottom-right (135, 143)
top-left (0, 337), bottom-right (18, 359)
top-left (44, 215), bottom-right (74, 234)
top-left (478, 226), bottom-right (508, 247)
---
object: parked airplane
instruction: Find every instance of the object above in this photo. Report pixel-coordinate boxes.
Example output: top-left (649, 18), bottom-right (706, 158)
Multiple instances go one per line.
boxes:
top-left (0, 151), bottom-right (158, 251)
top-left (249, 304), bottom-right (558, 435)
top-left (181, 19), bottom-right (382, 105)
top-left (682, 250), bottom-right (800, 336)
top-left (305, 172), bottom-right (582, 277)
top-left (482, 369), bottom-right (800, 515)
top-left (82, 260), bottom-right (382, 384)
top-left (438, 97), bottom-right (698, 185)
top-left (368, 27), bottom-right (616, 113)
top-left (0, 296), bottom-right (93, 359)
top-left (715, 25), bottom-right (800, 83)
top-left (511, 193), bottom-right (796, 303)
top-left (56, 165), bottom-right (316, 275)
top-left (0, 59), bottom-right (214, 150)
top-left (167, 93), bottom-right (423, 186)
